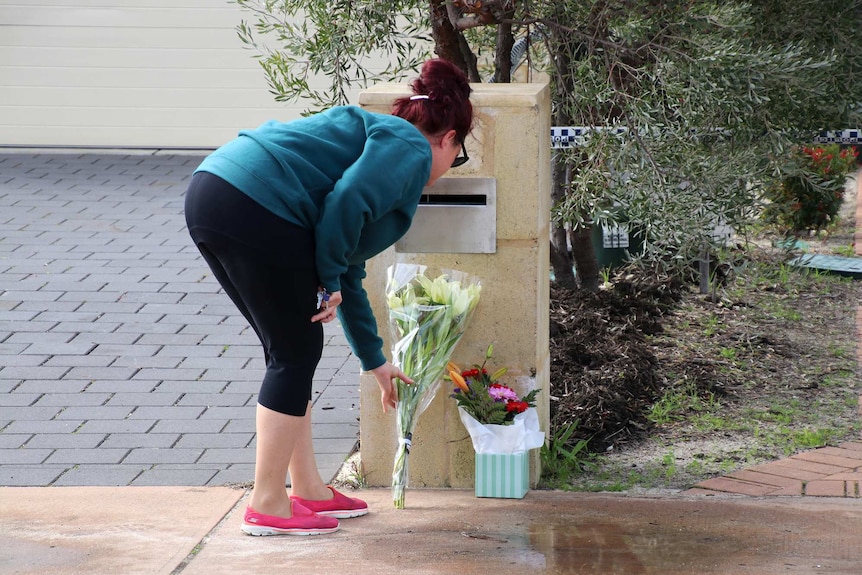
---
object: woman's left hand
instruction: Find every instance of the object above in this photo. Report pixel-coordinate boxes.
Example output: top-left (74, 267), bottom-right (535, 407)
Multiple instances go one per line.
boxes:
top-left (370, 362), bottom-right (413, 413)
top-left (311, 290), bottom-right (342, 323)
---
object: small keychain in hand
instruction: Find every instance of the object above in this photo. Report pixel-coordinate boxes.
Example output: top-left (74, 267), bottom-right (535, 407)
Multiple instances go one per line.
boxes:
top-left (312, 287), bottom-right (339, 324)
top-left (316, 288), bottom-right (330, 310)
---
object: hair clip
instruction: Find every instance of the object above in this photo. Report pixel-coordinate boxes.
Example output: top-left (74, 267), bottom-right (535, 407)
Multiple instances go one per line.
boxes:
top-left (409, 95), bottom-right (430, 100)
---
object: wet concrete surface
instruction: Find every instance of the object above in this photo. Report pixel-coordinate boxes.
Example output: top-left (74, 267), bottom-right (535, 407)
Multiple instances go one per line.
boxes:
top-left (3, 486), bottom-right (862, 574)
top-left (11, 487), bottom-right (844, 575)
top-left (194, 490), bottom-right (862, 575)
top-left (184, 489), bottom-right (862, 575)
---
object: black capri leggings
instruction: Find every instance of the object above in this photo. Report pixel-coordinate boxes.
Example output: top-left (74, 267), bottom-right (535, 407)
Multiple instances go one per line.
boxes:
top-left (184, 171), bottom-right (322, 417)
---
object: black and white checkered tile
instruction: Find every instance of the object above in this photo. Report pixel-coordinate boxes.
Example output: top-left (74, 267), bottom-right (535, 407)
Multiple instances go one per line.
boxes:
top-left (552, 127), bottom-right (862, 148)
top-left (813, 129), bottom-right (862, 144)
top-left (550, 126), bottom-right (628, 148)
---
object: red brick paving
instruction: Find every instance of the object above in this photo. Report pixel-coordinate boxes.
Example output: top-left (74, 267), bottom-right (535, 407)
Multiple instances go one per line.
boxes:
top-left (728, 469), bottom-right (804, 491)
top-left (694, 477), bottom-right (780, 496)
top-left (686, 171), bottom-right (862, 498)
top-left (747, 460), bottom-right (829, 481)
top-left (771, 456), bottom-right (849, 475)
top-left (804, 480), bottom-right (850, 497)
top-left (792, 450), bottom-right (862, 468)
top-left (687, 427), bottom-right (862, 498)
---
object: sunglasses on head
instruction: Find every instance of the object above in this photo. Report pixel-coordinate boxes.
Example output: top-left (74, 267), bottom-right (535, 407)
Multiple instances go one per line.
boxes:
top-left (451, 137), bottom-right (469, 168)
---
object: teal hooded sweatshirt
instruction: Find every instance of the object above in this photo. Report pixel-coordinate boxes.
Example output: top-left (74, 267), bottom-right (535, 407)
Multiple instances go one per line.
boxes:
top-left (195, 106), bottom-right (432, 371)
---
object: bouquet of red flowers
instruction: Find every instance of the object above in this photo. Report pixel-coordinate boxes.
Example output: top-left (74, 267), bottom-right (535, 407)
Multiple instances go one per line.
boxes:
top-left (448, 346), bottom-right (544, 454)
top-left (448, 347), bottom-right (538, 425)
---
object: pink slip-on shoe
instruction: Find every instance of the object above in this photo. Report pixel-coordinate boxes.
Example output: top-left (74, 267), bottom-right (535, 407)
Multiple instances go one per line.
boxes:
top-left (290, 486), bottom-right (369, 519)
top-left (241, 500), bottom-right (340, 536)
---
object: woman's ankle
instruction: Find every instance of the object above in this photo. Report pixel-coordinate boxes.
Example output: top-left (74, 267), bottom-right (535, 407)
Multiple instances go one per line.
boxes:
top-left (249, 490), bottom-right (294, 518)
top-left (289, 484), bottom-right (334, 501)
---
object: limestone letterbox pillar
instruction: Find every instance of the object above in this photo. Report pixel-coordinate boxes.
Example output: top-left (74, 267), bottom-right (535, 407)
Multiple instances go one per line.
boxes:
top-left (357, 82), bottom-right (551, 489)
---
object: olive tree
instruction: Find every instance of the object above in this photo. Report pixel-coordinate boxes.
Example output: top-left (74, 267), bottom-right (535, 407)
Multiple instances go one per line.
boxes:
top-left (539, 1), bottom-right (862, 289)
top-left (232, 0), bottom-right (862, 290)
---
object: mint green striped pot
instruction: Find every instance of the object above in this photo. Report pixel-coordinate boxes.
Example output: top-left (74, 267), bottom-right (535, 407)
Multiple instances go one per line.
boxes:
top-left (474, 451), bottom-right (529, 499)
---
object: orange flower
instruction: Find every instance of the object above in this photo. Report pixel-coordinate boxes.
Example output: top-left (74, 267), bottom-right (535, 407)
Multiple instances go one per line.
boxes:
top-left (449, 369), bottom-right (470, 393)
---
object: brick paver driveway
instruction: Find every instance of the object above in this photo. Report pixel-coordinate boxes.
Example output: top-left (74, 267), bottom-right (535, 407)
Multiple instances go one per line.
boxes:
top-left (0, 152), bottom-right (360, 487)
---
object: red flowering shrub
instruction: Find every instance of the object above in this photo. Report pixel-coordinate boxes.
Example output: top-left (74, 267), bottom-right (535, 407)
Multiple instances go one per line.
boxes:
top-left (764, 144), bottom-right (858, 236)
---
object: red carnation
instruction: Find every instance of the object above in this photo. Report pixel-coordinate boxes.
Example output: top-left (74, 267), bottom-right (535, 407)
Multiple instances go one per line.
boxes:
top-left (505, 401), bottom-right (529, 414)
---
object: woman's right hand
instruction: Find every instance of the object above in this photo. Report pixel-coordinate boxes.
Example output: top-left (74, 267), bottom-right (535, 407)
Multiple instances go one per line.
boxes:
top-left (370, 362), bottom-right (413, 413)
top-left (311, 290), bottom-right (342, 323)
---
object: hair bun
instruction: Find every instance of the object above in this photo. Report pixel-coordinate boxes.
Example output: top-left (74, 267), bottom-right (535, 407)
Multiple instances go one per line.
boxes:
top-left (412, 59), bottom-right (471, 104)
top-left (393, 58), bottom-right (473, 141)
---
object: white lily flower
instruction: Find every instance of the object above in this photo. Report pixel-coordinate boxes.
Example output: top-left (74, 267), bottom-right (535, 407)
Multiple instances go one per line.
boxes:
top-left (384, 264), bottom-right (482, 509)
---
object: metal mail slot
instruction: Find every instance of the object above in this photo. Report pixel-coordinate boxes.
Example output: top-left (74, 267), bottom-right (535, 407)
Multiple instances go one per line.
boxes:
top-left (396, 177), bottom-right (496, 254)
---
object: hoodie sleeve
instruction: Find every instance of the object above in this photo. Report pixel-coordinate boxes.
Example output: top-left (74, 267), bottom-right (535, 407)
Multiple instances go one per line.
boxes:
top-left (336, 263), bottom-right (387, 371)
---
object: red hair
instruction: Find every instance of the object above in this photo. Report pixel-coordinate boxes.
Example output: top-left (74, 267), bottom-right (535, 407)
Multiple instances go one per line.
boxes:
top-left (392, 59), bottom-right (473, 141)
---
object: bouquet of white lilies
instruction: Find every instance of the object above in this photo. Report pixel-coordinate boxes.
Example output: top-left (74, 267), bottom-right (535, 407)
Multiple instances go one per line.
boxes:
top-left (386, 263), bottom-right (482, 509)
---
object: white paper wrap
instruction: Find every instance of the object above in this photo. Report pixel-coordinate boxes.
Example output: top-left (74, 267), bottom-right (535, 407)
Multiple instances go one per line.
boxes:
top-left (458, 406), bottom-right (545, 454)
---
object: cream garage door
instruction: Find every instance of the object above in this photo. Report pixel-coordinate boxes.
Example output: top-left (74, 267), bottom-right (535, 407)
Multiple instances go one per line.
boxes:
top-left (0, 0), bottom-right (317, 148)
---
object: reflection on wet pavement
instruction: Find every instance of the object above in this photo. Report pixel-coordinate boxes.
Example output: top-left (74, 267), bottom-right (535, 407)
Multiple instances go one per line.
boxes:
top-left (9, 488), bottom-right (860, 575)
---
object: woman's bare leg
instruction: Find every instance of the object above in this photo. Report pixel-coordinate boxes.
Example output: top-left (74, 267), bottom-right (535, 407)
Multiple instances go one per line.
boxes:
top-left (287, 401), bottom-right (333, 501)
top-left (248, 403), bottom-right (304, 517)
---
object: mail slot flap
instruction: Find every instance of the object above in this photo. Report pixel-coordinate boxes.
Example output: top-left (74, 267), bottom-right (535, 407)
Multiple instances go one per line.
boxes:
top-left (419, 193), bottom-right (486, 206)
top-left (415, 177), bottom-right (494, 200)
top-left (397, 177), bottom-right (496, 254)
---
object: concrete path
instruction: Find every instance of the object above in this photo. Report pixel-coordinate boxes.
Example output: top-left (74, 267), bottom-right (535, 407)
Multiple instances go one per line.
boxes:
top-left (3, 487), bottom-right (862, 575)
top-left (0, 151), bottom-right (361, 487)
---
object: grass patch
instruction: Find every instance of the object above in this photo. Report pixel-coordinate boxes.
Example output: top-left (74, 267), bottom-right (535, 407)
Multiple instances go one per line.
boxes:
top-left (547, 243), bottom-right (861, 493)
